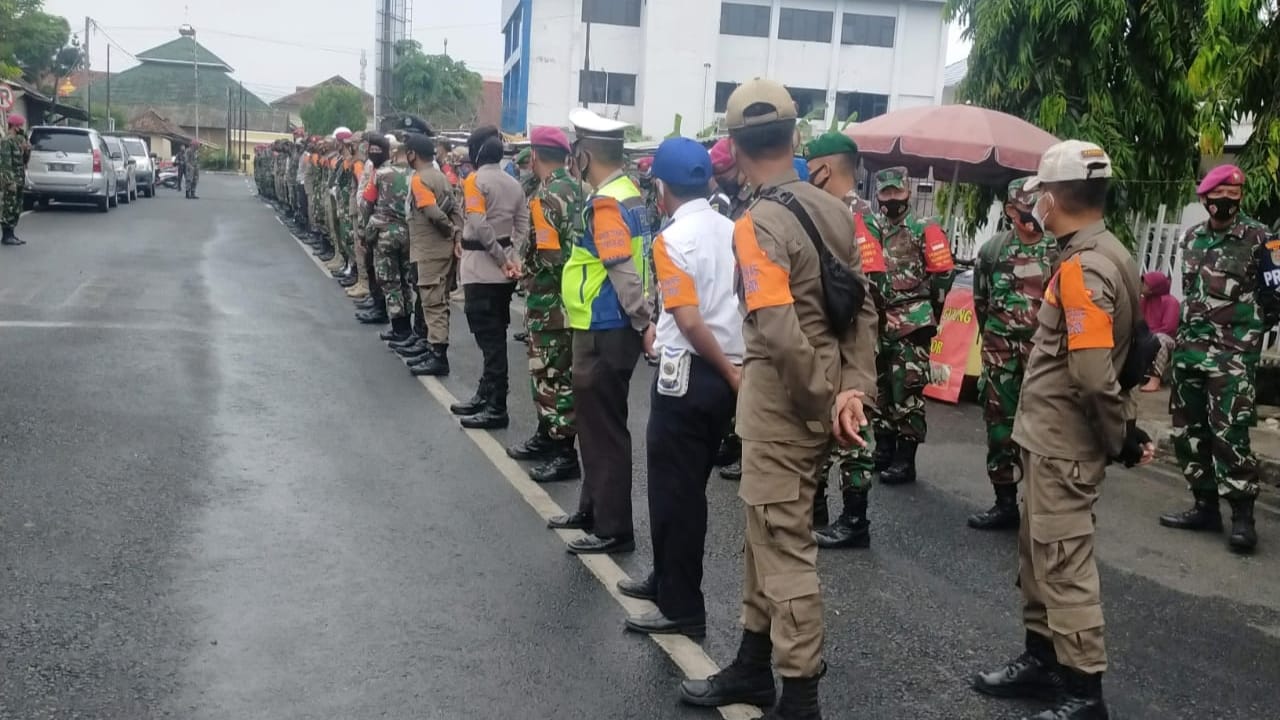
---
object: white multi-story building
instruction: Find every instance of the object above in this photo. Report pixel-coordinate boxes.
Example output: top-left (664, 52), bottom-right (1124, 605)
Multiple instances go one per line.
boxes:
top-left (500, 0), bottom-right (948, 136)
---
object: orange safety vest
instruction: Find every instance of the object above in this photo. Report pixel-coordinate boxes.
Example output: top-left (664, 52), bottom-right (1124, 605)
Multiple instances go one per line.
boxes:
top-left (529, 197), bottom-right (560, 250)
top-left (854, 213), bottom-right (887, 273)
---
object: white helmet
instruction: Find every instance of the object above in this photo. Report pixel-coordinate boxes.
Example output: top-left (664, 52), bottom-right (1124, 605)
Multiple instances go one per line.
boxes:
top-left (333, 126), bottom-right (353, 141)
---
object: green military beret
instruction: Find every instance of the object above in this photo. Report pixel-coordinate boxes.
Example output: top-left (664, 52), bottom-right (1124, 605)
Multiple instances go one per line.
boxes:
top-left (805, 132), bottom-right (859, 160)
top-left (515, 148), bottom-right (531, 163)
top-left (1007, 177), bottom-right (1039, 207)
top-left (875, 166), bottom-right (909, 190)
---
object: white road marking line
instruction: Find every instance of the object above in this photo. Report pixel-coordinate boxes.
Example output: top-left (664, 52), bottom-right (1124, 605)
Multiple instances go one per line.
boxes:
top-left (282, 216), bottom-right (761, 720)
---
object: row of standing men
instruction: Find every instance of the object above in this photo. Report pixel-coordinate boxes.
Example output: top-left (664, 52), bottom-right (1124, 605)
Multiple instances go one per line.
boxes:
top-left (251, 76), bottom-right (1276, 720)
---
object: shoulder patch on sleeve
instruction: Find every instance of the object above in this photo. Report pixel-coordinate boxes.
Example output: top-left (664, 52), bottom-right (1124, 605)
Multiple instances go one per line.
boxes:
top-left (590, 197), bottom-right (633, 265)
top-left (733, 211), bottom-right (794, 312)
top-left (1059, 256), bottom-right (1114, 350)
top-left (463, 174), bottom-right (486, 215)
top-left (653, 234), bottom-right (699, 309)
top-left (923, 223), bottom-right (956, 272)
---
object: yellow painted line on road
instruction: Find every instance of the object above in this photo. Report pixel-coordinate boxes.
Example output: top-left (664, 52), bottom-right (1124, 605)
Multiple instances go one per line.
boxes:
top-left (276, 206), bottom-right (761, 720)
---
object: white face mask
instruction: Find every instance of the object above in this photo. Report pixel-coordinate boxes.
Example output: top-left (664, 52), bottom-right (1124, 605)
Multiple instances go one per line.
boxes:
top-left (1031, 192), bottom-right (1055, 231)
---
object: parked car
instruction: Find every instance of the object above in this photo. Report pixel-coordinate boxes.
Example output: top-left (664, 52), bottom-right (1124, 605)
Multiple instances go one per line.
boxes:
top-left (24, 126), bottom-right (118, 213)
top-left (116, 135), bottom-right (155, 197)
top-left (102, 136), bottom-right (137, 205)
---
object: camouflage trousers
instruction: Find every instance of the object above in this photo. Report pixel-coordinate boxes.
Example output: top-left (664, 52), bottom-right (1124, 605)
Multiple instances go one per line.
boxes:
top-left (1170, 357), bottom-right (1260, 500)
top-left (819, 426), bottom-right (876, 494)
top-left (979, 345), bottom-right (1029, 485)
top-left (873, 331), bottom-right (931, 442)
top-left (373, 223), bottom-right (414, 319)
top-left (2, 184), bottom-right (23, 226)
top-left (529, 329), bottom-right (575, 441)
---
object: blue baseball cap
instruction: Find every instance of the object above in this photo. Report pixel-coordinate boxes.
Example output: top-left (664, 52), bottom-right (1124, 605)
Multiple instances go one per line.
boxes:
top-left (651, 137), bottom-right (713, 187)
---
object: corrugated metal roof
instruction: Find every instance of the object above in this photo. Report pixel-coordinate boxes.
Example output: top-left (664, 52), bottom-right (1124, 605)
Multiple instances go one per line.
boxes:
top-left (943, 58), bottom-right (968, 88)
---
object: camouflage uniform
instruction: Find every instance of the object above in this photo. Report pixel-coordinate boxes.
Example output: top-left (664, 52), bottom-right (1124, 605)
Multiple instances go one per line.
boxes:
top-left (183, 145), bottom-right (200, 194)
top-left (821, 189), bottom-right (878, 493)
top-left (974, 220), bottom-right (1057, 485)
top-left (0, 129), bottom-right (27, 228)
top-left (335, 155), bottom-right (357, 261)
top-left (1171, 214), bottom-right (1280, 500)
top-left (521, 170), bottom-right (541, 201)
top-left (524, 167), bottom-right (585, 441)
top-left (369, 162), bottom-right (413, 319)
top-left (863, 168), bottom-right (955, 444)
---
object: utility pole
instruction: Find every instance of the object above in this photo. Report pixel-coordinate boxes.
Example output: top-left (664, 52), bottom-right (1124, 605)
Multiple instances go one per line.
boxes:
top-left (105, 45), bottom-right (111, 130)
top-left (84, 17), bottom-right (91, 124)
top-left (582, 19), bottom-right (591, 108)
top-left (225, 86), bottom-right (232, 162)
top-left (180, 25), bottom-right (199, 142)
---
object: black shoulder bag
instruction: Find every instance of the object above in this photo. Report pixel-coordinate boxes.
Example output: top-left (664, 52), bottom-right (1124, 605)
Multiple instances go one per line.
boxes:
top-left (757, 186), bottom-right (866, 340)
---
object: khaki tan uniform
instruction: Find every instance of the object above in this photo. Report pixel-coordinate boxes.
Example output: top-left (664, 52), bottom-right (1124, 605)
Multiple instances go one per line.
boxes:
top-left (1011, 220), bottom-right (1138, 674)
top-left (733, 172), bottom-right (879, 677)
top-left (409, 166), bottom-right (462, 344)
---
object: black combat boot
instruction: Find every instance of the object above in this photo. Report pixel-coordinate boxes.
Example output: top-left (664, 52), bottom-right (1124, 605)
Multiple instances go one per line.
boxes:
top-left (338, 273), bottom-right (358, 288)
top-left (379, 317), bottom-right (412, 343)
top-left (763, 668), bottom-right (824, 720)
top-left (719, 460), bottom-right (742, 481)
top-left (1159, 489), bottom-right (1224, 532)
top-left (1024, 668), bottom-right (1108, 720)
top-left (355, 302), bottom-right (389, 324)
top-left (529, 441), bottom-right (581, 482)
top-left (873, 433), bottom-right (896, 473)
top-left (715, 434), bottom-right (741, 467)
top-left (1227, 497), bottom-right (1258, 554)
top-left (1, 226), bottom-right (20, 246)
top-left (317, 247), bottom-right (335, 262)
top-left (409, 344), bottom-right (450, 376)
top-left (330, 262), bottom-right (350, 279)
top-left (395, 338), bottom-right (431, 358)
top-left (388, 332), bottom-right (423, 350)
top-left (812, 485), bottom-right (830, 530)
top-left (969, 483), bottom-right (1020, 530)
top-left (972, 631), bottom-right (1065, 701)
top-left (815, 490), bottom-right (870, 549)
top-left (506, 429), bottom-right (556, 461)
top-left (879, 439), bottom-right (918, 485)
top-left (461, 392), bottom-right (509, 430)
top-left (680, 629), bottom-right (777, 708)
top-left (450, 381), bottom-right (490, 416)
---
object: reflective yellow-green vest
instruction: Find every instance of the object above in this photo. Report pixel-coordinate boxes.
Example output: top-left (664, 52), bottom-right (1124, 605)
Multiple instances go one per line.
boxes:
top-left (562, 174), bottom-right (651, 330)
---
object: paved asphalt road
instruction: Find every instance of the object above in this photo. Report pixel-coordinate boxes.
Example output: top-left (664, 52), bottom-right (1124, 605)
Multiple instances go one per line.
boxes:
top-left (1, 175), bottom-right (1278, 720)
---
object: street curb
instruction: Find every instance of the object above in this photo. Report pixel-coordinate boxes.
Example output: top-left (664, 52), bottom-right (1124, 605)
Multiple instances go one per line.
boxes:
top-left (1145, 418), bottom-right (1280, 492)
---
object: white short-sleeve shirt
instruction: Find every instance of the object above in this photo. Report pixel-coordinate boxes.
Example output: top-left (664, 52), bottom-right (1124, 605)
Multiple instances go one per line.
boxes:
top-left (652, 198), bottom-right (745, 363)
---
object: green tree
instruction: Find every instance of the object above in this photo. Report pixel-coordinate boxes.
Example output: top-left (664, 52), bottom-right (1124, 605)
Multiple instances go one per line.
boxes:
top-left (0, 0), bottom-right (78, 83)
top-left (392, 40), bottom-right (483, 128)
top-left (299, 85), bottom-right (368, 136)
top-left (943, 0), bottom-right (1204, 241)
top-left (1191, 1), bottom-right (1280, 222)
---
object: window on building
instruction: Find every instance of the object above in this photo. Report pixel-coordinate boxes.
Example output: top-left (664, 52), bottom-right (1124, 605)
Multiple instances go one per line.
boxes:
top-left (714, 81), bottom-right (740, 112)
top-left (841, 13), bottom-right (895, 48)
top-left (787, 86), bottom-right (828, 118)
top-left (834, 91), bottom-right (889, 122)
top-left (720, 2), bottom-right (771, 38)
top-left (582, 0), bottom-right (642, 27)
top-left (579, 70), bottom-right (638, 106)
top-left (778, 8), bottom-right (832, 43)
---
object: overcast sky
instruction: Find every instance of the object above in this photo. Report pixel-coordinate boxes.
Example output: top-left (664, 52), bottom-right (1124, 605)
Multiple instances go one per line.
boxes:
top-left (45, 0), bottom-right (968, 103)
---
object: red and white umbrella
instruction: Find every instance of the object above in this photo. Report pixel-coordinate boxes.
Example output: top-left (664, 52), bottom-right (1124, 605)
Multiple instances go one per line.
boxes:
top-left (846, 104), bottom-right (1059, 187)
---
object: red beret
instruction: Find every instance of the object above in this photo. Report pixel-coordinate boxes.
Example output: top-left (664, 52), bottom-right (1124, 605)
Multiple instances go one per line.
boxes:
top-left (1197, 164), bottom-right (1244, 195)
top-left (529, 125), bottom-right (570, 154)
top-left (710, 138), bottom-right (734, 174)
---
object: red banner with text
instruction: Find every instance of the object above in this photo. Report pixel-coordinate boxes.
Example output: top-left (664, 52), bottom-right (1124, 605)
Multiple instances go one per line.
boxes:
top-left (923, 288), bottom-right (979, 404)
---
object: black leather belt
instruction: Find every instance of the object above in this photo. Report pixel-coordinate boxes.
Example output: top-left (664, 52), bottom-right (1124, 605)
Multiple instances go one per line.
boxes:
top-left (461, 236), bottom-right (512, 251)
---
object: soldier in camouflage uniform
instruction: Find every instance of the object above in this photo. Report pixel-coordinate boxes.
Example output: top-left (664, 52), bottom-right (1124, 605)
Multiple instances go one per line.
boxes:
top-left (504, 127), bottom-right (585, 483)
top-left (864, 166), bottom-right (955, 485)
top-left (368, 135), bottom-right (414, 338)
top-left (968, 178), bottom-right (1057, 531)
top-left (183, 141), bottom-right (201, 199)
top-left (1160, 165), bottom-right (1280, 554)
top-left (1, 114), bottom-right (30, 246)
top-left (802, 132), bottom-right (878, 548)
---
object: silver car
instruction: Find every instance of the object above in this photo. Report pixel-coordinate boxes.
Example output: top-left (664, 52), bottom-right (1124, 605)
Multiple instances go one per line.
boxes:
top-left (103, 136), bottom-right (137, 205)
top-left (117, 135), bottom-right (155, 197)
top-left (24, 126), bottom-right (118, 213)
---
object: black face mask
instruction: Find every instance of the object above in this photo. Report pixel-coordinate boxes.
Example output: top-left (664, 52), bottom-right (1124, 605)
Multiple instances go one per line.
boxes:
top-left (719, 175), bottom-right (740, 197)
top-left (1017, 210), bottom-right (1042, 234)
top-left (809, 166), bottom-right (830, 191)
top-left (881, 199), bottom-right (908, 221)
top-left (369, 152), bottom-right (387, 168)
top-left (1206, 197), bottom-right (1240, 223)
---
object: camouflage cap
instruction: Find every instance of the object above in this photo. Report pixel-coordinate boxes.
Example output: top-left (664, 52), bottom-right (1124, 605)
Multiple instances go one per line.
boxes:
top-left (875, 166), bottom-right (909, 190)
top-left (805, 131), bottom-right (858, 160)
top-left (1006, 177), bottom-right (1039, 207)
